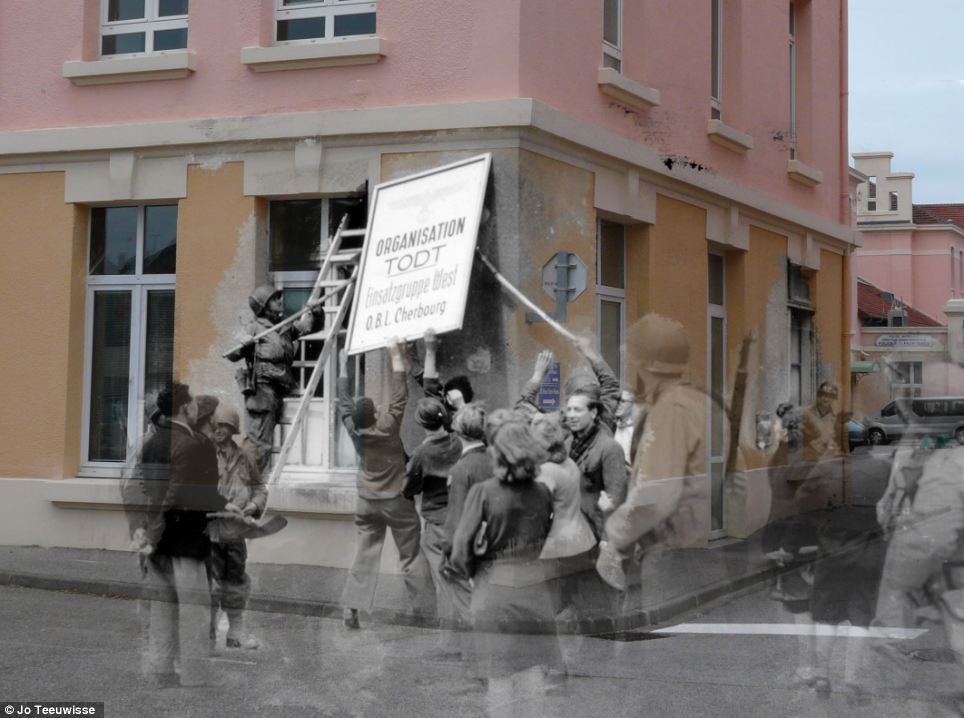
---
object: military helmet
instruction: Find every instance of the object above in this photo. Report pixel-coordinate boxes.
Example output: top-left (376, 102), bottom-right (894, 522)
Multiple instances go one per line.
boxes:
top-left (626, 313), bottom-right (690, 375)
top-left (248, 284), bottom-right (283, 317)
top-left (213, 405), bottom-right (241, 435)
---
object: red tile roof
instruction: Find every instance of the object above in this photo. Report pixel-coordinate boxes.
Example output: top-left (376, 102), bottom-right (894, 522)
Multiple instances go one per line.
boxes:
top-left (857, 277), bottom-right (942, 327)
top-left (914, 203), bottom-right (964, 229)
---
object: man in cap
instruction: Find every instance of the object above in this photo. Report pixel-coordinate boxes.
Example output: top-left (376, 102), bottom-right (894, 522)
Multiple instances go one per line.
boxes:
top-left (602, 314), bottom-right (712, 599)
top-left (226, 285), bottom-right (320, 475)
top-left (132, 382), bottom-right (227, 687)
top-left (336, 339), bottom-right (434, 629)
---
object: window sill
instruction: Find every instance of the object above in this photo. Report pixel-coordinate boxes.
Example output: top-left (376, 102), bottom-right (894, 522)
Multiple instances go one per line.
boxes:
top-left (241, 37), bottom-right (385, 72)
top-left (787, 159), bottom-right (824, 187)
top-left (62, 51), bottom-right (196, 86)
top-left (46, 476), bottom-right (357, 517)
top-left (707, 119), bottom-right (754, 153)
top-left (597, 67), bottom-right (660, 112)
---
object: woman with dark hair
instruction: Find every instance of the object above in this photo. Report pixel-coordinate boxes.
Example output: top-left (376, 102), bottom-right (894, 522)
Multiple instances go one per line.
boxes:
top-left (403, 396), bottom-right (462, 654)
top-left (448, 421), bottom-right (561, 715)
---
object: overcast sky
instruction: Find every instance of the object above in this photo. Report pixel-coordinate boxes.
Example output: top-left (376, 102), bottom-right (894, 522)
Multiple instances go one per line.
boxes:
top-left (849, 0), bottom-right (964, 203)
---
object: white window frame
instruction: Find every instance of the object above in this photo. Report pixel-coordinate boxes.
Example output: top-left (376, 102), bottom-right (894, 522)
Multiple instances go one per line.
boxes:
top-left (788, 307), bottom-right (815, 406)
top-left (602, 0), bottom-right (623, 73)
top-left (707, 251), bottom-right (727, 538)
top-left (596, 218), bottom-right (626, 382)
top-left (275, 0), bottom-right (377, 45)
top-left (892, 361), bottom-right (923, 399)
top-left (788, 1), bottom-right (797, 159)
top-left (100, 0), bottom-right (189, 57)
top-left (711, 0), bottom-right (723, 119)
top-left (81, 205), bottom-right (177, 477)
top-left (268, 197), bottom-right (364, 474)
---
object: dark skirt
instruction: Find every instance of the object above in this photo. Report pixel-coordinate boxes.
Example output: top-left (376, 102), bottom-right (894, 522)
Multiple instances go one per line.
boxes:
top-left (468, 558), bottom-right (563, 678)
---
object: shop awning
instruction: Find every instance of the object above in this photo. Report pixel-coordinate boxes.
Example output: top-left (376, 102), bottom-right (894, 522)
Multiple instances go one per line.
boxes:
top-left (851, 360), bottom-right (880, 374)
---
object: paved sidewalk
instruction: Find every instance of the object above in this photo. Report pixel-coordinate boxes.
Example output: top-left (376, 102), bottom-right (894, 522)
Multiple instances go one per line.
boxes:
top-left (0, 507), bottom-right (877, 634)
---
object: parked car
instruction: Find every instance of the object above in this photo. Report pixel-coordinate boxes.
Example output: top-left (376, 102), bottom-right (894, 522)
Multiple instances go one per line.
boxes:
top-left (865, 397), bottom-right (964, 445)
top-left (847, 418), bottom-right (868, 450)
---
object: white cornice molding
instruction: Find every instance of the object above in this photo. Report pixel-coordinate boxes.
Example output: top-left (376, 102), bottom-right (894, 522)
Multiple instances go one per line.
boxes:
top-left (0, 98), bottom-right (854, 246)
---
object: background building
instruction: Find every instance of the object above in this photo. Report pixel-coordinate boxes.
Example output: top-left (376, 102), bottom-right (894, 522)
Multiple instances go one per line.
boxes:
top-left (852, 152), bottom-right (964, 414)
top-left (0, 0), bottom-right (855, 562)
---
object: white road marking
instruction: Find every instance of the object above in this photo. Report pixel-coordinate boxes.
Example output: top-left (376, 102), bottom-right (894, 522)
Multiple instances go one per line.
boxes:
top-left (653, 623), bottom-right (926, 640)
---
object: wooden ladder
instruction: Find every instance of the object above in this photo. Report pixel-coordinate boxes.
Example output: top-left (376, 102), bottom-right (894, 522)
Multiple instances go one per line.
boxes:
top-left (267, 217), bottom-right (364, 487)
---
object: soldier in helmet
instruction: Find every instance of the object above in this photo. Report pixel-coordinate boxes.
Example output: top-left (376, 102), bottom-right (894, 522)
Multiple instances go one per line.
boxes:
top-left (209, 403), bottom-right (267, 650)
top-left (226, 285), bottom-right (319, 475)
top-left (601, 314), bottom-right (713, 601)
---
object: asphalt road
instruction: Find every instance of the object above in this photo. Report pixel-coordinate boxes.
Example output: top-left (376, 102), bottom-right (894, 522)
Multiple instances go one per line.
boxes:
top-left (0, 579), bottom-right (960, 718)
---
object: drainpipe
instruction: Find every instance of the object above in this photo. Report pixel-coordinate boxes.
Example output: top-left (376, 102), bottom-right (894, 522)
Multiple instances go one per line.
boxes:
top-left (841, 248), bottom-right (852, 505)
top-left (840, 0), bottom-right (852, 506)
top-left (839, 0), bottom-right (849, 227)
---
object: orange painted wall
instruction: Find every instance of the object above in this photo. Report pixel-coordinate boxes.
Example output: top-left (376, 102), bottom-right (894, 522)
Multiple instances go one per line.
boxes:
top-left (0, 172), bottom-right (86, 479)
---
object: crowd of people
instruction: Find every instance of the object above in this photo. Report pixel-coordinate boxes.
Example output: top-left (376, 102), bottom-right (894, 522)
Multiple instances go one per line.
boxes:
top-left (119, 282), bottom-right (964, 714)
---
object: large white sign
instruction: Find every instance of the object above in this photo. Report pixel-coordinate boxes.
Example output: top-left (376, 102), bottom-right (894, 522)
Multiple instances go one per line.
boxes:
top-left (346, 154), bottom-right (491, 355)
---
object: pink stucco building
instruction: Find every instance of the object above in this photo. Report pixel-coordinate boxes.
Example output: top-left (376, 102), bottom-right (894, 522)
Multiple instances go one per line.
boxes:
top-left (851, 152), bottom-right (964, 412)
top-left (852, 152), bottom-right (964, 323)
top-left (0, 1), bottom-right (855, 555)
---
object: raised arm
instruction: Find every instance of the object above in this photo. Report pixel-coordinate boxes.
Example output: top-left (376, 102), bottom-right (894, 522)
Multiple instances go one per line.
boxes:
top-left (336, 349), bottom-right (358, 436)
top-left (516, 349), bottom-right (554, 412)
top-left (377, 339), bottom-right (409, 432)
top-left (421, 328), bottom-right (444, 399)
top-left (574, 337), bottom-right (620, 422)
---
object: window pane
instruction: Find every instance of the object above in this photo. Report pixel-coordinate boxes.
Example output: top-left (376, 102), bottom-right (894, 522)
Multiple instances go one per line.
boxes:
top-left (143, 205), bottom-right (177, 274)
top-left (708, 254), bottom-right (724, 305)
top-left (710, 316), bottom-right (725, 454)
top-left (602, 53), bottom-right (621, 71)
top-left (711, 0), bottom-right (721, 99)
top-left (107, 0), bottom-right (145, 22)
top-left (90, 207), bottom-right (137, 275)
top-left (599, 220), bottom-right (625, 289)
top-left (600, 300), bottom-right (622, 381)
top-left (603, 0), bottom-right (619, 46)
top-left (89, 291), bottom-right (132, 462)
top-left (143, 291), bottom-right (175, 432)
top-left (153, 28), bottom-right (188, 51)
top-left (334, 12), bottom-right (376, 37)
top-left (277, 17), bottom-right (325, 41)
top-left (329, 196), bottom-right (368, 249)
top-left (102, 32), bottom-right (146, 55)
top-left (270, 200), bottom-right (323, 272)
top-left (282, 287), bottom-right (311, 319)
top-left (158, 0), bottom-right (188, 16)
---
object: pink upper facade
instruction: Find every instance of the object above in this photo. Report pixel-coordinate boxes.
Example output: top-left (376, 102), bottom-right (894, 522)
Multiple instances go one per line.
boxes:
top-left (853, 153), bottom-right (964, 323)
top-left (0, 0), bottom-right (846, 225)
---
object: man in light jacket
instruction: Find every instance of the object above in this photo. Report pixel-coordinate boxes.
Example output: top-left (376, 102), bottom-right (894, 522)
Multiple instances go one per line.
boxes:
top-left (337, 339), bottom-right (433, 629)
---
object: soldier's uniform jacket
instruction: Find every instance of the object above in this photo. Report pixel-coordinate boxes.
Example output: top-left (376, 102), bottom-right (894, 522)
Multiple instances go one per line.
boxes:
top-left (216, 439), bottom-right (268, 517)
top-left (227, 316), bottom-right (302, 394)
top-left (606, 381), bottom-right (711, 551)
